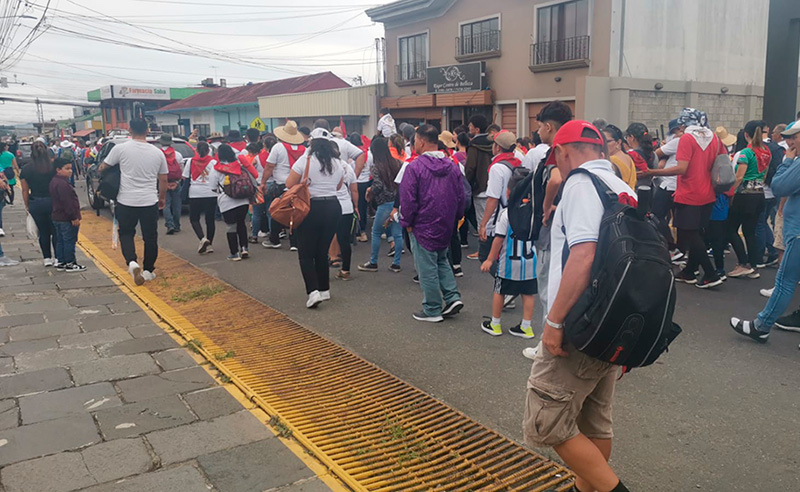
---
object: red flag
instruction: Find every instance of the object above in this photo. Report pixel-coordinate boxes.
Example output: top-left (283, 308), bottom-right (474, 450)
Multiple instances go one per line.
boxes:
top-left (339, 117), bottom-right (347, 138)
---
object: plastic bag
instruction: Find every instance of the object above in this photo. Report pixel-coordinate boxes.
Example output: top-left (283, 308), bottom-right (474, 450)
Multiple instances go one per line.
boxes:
top-left (26, 213), bottom-right (38, 240)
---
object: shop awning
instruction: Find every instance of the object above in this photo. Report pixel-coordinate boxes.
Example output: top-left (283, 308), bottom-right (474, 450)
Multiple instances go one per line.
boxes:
top-left (72, 129), bottom-right (95, 137)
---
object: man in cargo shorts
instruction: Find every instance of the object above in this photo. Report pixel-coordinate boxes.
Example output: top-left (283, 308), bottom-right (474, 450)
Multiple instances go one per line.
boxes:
top-left (523, 121), bottom-right (633, 492)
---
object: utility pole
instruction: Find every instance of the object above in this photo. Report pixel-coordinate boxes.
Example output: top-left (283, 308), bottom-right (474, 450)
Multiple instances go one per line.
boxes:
top-left (34, 98), bottom-right (44, 133)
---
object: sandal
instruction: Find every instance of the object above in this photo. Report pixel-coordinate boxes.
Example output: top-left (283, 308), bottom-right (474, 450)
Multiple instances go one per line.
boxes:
top-left (329, 257), bottom-right (342, 268)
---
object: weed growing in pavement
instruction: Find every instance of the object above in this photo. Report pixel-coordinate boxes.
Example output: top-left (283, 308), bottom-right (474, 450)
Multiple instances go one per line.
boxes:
top-left (269, 415), bottom-right (293, 438)
top-left (171, 284), bottom-right (224, 303)
top-left (214, 350), bottom-right (236, 361)
top-left (217, 372), bottom-right (231, 384)
top-left (185, 339), bottom-right (203, 354)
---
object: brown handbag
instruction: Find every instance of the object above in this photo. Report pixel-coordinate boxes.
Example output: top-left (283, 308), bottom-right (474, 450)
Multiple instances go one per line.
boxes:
top-left (268, 155), bottom-right (311, 233)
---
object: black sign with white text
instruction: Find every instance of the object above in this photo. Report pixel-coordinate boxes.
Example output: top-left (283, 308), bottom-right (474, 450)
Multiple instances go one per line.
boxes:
top-left (427, 62), bottom-right (485, 94)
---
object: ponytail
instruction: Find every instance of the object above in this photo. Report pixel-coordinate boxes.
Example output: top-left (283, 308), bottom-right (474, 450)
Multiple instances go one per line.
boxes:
top-left (197, 141), bottom-right (210, 157)
top-left (625, 122), bottom-right (655, 166)
top-left (744, 120), bottom-right (765, 150)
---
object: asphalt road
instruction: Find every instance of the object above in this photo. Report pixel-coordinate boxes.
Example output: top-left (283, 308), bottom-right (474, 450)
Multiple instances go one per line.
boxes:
top-left (81, 183), bottom-right (800, 492)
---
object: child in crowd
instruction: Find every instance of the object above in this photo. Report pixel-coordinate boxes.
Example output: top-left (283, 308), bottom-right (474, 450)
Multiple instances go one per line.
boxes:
top-left (49, 158), bottom-right (85, 272)
top-left (480, 172), bottom-right (537, 338)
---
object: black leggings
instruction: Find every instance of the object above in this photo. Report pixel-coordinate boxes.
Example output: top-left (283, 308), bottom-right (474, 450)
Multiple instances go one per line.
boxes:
top-left (295, 198), bottom-right (341, 294)
top-left (357, 181), bottom-right (371, 232)
top-left (652, 187), bottom-right (676, 249)
top-left (28, 196), bottom-right (56, 260)
top-left (726, 193), bottom-right (765, 268)
top-left (707, 220), bottom-right (727, 272)
top-left (336, 213), bottom-right (354, 272)
top-left (678, 228), bottom-right (715, 277)
top-left (222, 205), bottom-right (249, 255)
top-left (449, 224), bottom-right (462, 266)
top-left (189, 197), bottom-right (217, 242)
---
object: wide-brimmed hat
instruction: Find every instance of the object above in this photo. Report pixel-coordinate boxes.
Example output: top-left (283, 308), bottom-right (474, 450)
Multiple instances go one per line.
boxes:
top-left (208, 132), bottom-right (224, 141)
top-left (274, 121), bottom-right (305, 145)
top-left (59, 140), bottom-right (72, 148)
top-left (159, 133), bottom-right (173, 145)
top-left (438, 131), bottom-right (456, 149)
top-left (715, 126), bottom-right (737, 147)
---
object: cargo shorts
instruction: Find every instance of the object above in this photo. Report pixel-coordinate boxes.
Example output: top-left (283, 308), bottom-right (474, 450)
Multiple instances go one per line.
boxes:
top-left (523, 341), bottom-right (621, 448)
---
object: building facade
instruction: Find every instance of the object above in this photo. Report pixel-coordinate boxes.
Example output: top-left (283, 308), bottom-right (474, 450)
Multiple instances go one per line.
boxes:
top-left (87, 86), bottom-right (211, 133)
top-left (368, 0), bottom-right (799, 138)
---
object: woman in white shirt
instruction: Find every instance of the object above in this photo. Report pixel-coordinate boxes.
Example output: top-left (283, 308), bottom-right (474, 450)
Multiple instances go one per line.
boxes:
top-left (182, 141), bottom-right (218, 255)
top-left (330, 160), bottom-right (358, 280)
top-left (286, 129), bottom-right (345, 308)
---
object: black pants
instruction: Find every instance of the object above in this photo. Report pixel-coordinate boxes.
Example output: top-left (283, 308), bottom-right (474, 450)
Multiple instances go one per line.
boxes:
top-left (449, 224), bottom-right (462, 266)
top-left (356, 181), bottom-right (371, 232)
top-left (189, 197), bottom-right (217, 242)
top-left (296, 198), bottom-right (341, 294)
top-left (652, 187), bottom-right (676, 249)
top-left (116, 203), bottom-right (159, 272)
top-left (28, 196), bottom-right (56, 260)
top-left (336, 213), bottom-right (354, 272)
top-left (222, 205), bottom-right (249, 255)
top-left (460, 199), bottom-right (476, 245)
top-left (726, 193), bottom-right (765, 268)
top-left (707, 220), bottom-right (727, 272)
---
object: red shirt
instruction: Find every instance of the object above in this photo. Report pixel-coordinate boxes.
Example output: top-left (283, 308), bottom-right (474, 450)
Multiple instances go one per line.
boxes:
top-left (674, 134), bottom-right (726, 206)
top-left (627, 149), bottom-right (649, 172)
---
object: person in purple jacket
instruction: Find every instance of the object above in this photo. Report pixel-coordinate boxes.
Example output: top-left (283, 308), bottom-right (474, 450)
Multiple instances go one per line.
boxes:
top-left (400, 124), bottom-right (467, 322)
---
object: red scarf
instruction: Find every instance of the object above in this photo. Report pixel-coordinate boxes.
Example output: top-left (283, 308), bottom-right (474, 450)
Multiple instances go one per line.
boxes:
top-left (489, 152), bottom-right (521, 171)
top-left (258, 149), bottom-right (269, 167)
top-left (229, 141), bottom-right (246, 152)
top-left (405, 151), bottom-right (418, 163)
top-left (214, 155), bottom-right (258, 178)
top-left (190, 155), bottom-right (213, 181)
top-left (627, 149), bottom-right (649, 173)
top-left (750, 144), bottom-right (772, 173)
top-left (282, 142), bottom-right (306, 167)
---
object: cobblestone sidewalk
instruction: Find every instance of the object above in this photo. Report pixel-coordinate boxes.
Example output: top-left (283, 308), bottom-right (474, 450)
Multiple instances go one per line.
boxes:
top-left (0, 204), bottom-right (333, 492)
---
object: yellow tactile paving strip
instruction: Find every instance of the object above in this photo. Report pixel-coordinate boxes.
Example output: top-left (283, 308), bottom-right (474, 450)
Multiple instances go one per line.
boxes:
top-left (78, 212), bottom-right (574, 492)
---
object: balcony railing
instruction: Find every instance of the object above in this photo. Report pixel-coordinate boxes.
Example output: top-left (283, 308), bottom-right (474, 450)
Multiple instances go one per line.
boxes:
top-left (530, 35), bottom-right (590, 71)
top-left (456, 30), bottom-right (501, 60)
top-left (395, 61), bottom-right (428, 85)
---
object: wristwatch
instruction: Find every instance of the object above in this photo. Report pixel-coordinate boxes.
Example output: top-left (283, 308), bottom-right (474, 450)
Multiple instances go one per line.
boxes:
top-left (545, 317), bottom-right (563, 330)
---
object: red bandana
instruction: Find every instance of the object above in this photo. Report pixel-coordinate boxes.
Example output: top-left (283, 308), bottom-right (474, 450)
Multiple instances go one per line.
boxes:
top-left (214, 155), bottom-right (258, 178)
top-left (282, 142), bottom-right (306, 167)
top-left (489, 152), bottom-right (521, 171)
top-left (190, 155), bottom-right (213, 181)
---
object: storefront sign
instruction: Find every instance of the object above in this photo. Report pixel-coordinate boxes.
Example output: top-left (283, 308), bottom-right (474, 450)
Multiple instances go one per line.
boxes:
top-left (427, 62), bottom-right (484, 94)
top-left (112, 86), bottom-right (170, 100)
top-left (99, 86), bottom-right (112, 100)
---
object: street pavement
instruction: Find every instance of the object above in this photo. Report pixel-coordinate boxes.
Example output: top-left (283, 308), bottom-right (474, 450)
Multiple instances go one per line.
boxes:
top-left (0, 202), bottom-right (334, 492)
top-left (139, 197), bottom-right (800, 492)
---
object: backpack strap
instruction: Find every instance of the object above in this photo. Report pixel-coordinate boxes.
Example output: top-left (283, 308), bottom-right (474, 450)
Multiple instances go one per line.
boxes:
top-left (558, 167), bottom-right (618, 210)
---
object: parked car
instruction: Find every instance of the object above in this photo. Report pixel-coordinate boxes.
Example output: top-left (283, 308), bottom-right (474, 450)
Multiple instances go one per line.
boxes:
top-left (16, 142), bottom-right (32, 167)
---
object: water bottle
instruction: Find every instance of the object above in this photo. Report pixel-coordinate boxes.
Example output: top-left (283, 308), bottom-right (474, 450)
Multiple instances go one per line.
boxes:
top-left (636, 185), bottom-right (652, 220)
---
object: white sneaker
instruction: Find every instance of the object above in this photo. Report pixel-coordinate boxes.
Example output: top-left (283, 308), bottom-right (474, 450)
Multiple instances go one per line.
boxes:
top-left (522, 346), bottom-right (538, 360)
top-left (306, 290), bottom-right (323, 309)
top-left (128, 261), bottom-right (144, 286)
top-left (257, 231), bottom-right (268, 238)
top-left (760, 287), bottom-right (774, 298)
top-left (0, 255), bottom-right (19, 267)
top-left (198, 238), bottom-right (211, 254)
top-left (44, 258), bottom-right (55, 267)
top-left (290, 246), bottom-right (298, 252)
top-left (319, 290), bottom-right (331, 301)
top-left (142, 270), bottom-right (156, 282)
top-left (262, 241), bottom-right (281, 249)
top-left (0, 228), bottom-right (5, 237)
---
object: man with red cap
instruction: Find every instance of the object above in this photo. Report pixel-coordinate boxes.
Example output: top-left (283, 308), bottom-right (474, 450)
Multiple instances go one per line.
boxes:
top-left (523, 121), bottom-right (634, 492)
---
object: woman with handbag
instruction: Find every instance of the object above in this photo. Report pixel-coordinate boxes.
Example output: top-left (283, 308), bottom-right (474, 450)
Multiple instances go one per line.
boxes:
top-left (284, 128), bottom-right (345, 308)
top-left (18, 141), bottom-right (57, 266)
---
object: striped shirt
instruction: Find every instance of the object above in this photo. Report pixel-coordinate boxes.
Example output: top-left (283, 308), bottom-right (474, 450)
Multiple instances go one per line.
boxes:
top-left (495, 209), bottom-right (536, 281)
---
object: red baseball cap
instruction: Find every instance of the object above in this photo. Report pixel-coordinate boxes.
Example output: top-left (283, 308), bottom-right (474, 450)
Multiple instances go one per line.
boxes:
top-left (545, 120), bottom-right (605, 165)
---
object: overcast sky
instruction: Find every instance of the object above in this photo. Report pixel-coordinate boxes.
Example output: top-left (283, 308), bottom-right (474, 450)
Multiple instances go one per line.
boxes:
top-left (0, 0), bottom-right (391, 125)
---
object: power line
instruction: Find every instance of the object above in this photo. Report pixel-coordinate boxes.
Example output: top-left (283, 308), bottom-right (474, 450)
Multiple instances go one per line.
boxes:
top-left (129, 0), bottom-right (380, 8)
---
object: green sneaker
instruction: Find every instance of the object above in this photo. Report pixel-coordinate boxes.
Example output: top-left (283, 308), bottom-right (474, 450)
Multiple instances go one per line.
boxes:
top-left (509, 324), bottom-right (535, 339)
top-left (481, 319), bottom-right (502, 336)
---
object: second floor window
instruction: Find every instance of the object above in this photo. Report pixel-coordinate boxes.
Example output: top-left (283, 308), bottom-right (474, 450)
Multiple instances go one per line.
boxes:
top-left (535, 0), bottom-right (590, 64)
top-left (459, 17), bottom-right (500, 56)
top-left (398, 33), bottom-right (427, 80)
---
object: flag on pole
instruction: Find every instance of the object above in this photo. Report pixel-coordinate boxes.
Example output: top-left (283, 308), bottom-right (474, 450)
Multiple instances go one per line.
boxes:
top-left (339, 117), bottom-right (347, 138)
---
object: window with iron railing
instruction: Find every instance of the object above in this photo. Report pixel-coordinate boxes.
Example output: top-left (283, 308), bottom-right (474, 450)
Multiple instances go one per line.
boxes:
top-left (457, 17), bottom-right (500, 58)
top-left (531, 35), bottom-right (590, 65)
top-left (532, 0), bottom-right (590, 67)
top-left (397, 33), bottom-right (428, 83)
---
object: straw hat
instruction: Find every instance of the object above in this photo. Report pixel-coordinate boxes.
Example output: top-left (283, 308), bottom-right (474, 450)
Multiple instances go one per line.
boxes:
top-left (274, 120), bottom-right (305, 145)
top-left (438, 130), bottom-right (457, 149)
top-left (208, 132), bottom-right (224, 141)
top-left (715, 126), bottom-right (737, 147)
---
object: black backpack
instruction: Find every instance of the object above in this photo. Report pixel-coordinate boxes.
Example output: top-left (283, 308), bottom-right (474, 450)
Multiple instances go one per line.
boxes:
top-left (561, 168), bottom-right (681, 368)
top-left (508, 150), bottom-right (551, 242)
top-left (97, 142), bottom-right (120, 202)
top-left (494, 160), bottom-right (530, 230)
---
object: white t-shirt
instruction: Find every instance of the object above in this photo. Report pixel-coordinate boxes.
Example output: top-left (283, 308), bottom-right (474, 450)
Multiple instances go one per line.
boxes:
top-left (336, 163), bottom-right (357, 215)
top-left (659, 136), bottom-right (680, 191)
top-left (483, 162), bottom-right (514, 235)
top-left (207, 167), bottom-right (254, 213)
top-left (331, 137), bottom-right (364, 164)
top-left (181, 158), bottom-right (218, 199)
top-left (292, 155), bottom-right (345, 198)
top-left (358, 152), bottom-right (374, 183)
top-left (266, 142), bottom-right (303, 184)
top-left (104, 140), bottom-right (168, 207)
top-left (522, 143), bottom-right (550, 172)
top-left (548, 160), bottom-right (636, 312)
top-left (395, 161), bottom-right (410, 184)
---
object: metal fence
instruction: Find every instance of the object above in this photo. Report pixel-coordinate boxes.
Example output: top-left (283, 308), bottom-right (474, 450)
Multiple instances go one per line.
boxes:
top-left (531, 35), bottom-right (590, 66)
top-left (395, 61), bottom-right (428, 82)
top-left (456, 30), bottom-right (501, 57)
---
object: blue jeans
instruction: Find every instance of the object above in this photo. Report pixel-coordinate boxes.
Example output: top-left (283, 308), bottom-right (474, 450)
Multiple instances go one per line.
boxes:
top-left (251, 202), bottom-right (269, 238)
top-left (164, 187), bottom-right (182, 231)
top-left (54, 221), bottom-right (79, 265)
top-left (756, 234), bottom-right (800, 332)
top-left (371, 202), bottom-right (402, 266)
top-left (755, 197), bottom-right (777, 259)
top-left (410, 233), bottom-right (461, 316)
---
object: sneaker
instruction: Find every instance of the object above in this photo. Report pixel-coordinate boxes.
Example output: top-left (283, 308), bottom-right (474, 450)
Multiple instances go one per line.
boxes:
top-left (412, 274), bottom-right (419, 283)
top-left (670, 250), bottom-right (685, 263)
top-left (730, 317), bottom-right (769, 343)
top-left (65, 262), bottom-right (88, 273)
top-left (522, 346), bottom-right (538, 360)
top-left (747, 270), bottom-right (760, 279)
top-left (357, 232), bottom-right (368, 242)
top-left (44, 258), bottom-right (55, 267)
top-left (764, 254), bottom-right (780, 267)
top-left (166, 228), bottom-right (176, 235)
top-left (142, 270), bottom-right (156, 282)
top-left (675, 269), bottom-right (697, 284)
top-left (389, 264), bottom-right (402, 273)
top-left (290, 246), bottom-right (298, 252)
top-left (0, 228), bottom-right (5, 237)
top-left (727, 265), bottom-right (754, 278)
top-left (55, 262), bottom-right (67, 272)
top-left (413, 311), bottom-right (443, 323)
top-left (319, 290), bottom-right (331, 301)
top-left (240, 248), bottom-right (249, 259)
top-left (760, 287), bottom-right (774, 298)
top-left (198, 238), bottom-right (211, 254)
top-left (466, 252), bottom-right (479, 261)
top-left (460, 242), bottom-right (469, 249)
top-left (509, 324), bottom-right (535, 339)
top-left (503, 295), bottom-right (517, 310)
top-left (279, 231), bottom-right (287, 240)
top-left (357, 262), bottom-right (378, 272)
top-left (481, 319), bottom-right (502, 336)
top-left (442, 300), bottom-right (464, 317)
top-left (774, 309), bottom-right (800, 333)
top-left (387, 245), bottom-right (395, 257)
top-left (306, 290), bottom-right (323, 309)
top-left (257, 231), bottom-right (269, 238)
top-left (262, 241), bottom-right (281, 249)
top-left (716, 270), bottom-right (727, 281)
top-left (248, 237), bottom-right (258, 244)
top-left (128, 261), bottom-right (144, 286)
top-left (453, 265), bottom-right (464, 277)
top-left (335, 270), bottom-right (351, 281)
top-left (227, 253), bottom-right (242, 261)
top-left (0, 255), bottom-right (17, 267)
top-left (696, 274), bottom-right (723, 289)
top-left (206, 245), bottom-right (214, 253)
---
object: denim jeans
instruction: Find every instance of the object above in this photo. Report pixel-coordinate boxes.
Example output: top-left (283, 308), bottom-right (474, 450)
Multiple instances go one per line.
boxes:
top-left (54, 221), bottom-right (78, 264)
top-left (164, 187), bottom-right (182, 231)
top-left (410, 233), bottom-right (461, 317)
top-left (250, 202), bottom-right (269, 238)
top-left (756, 234), bottom-right (800, 332)
top-left (755, 197), bottom-right (777, 260)
top-left (371, 202), bottom-right (402, 266)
